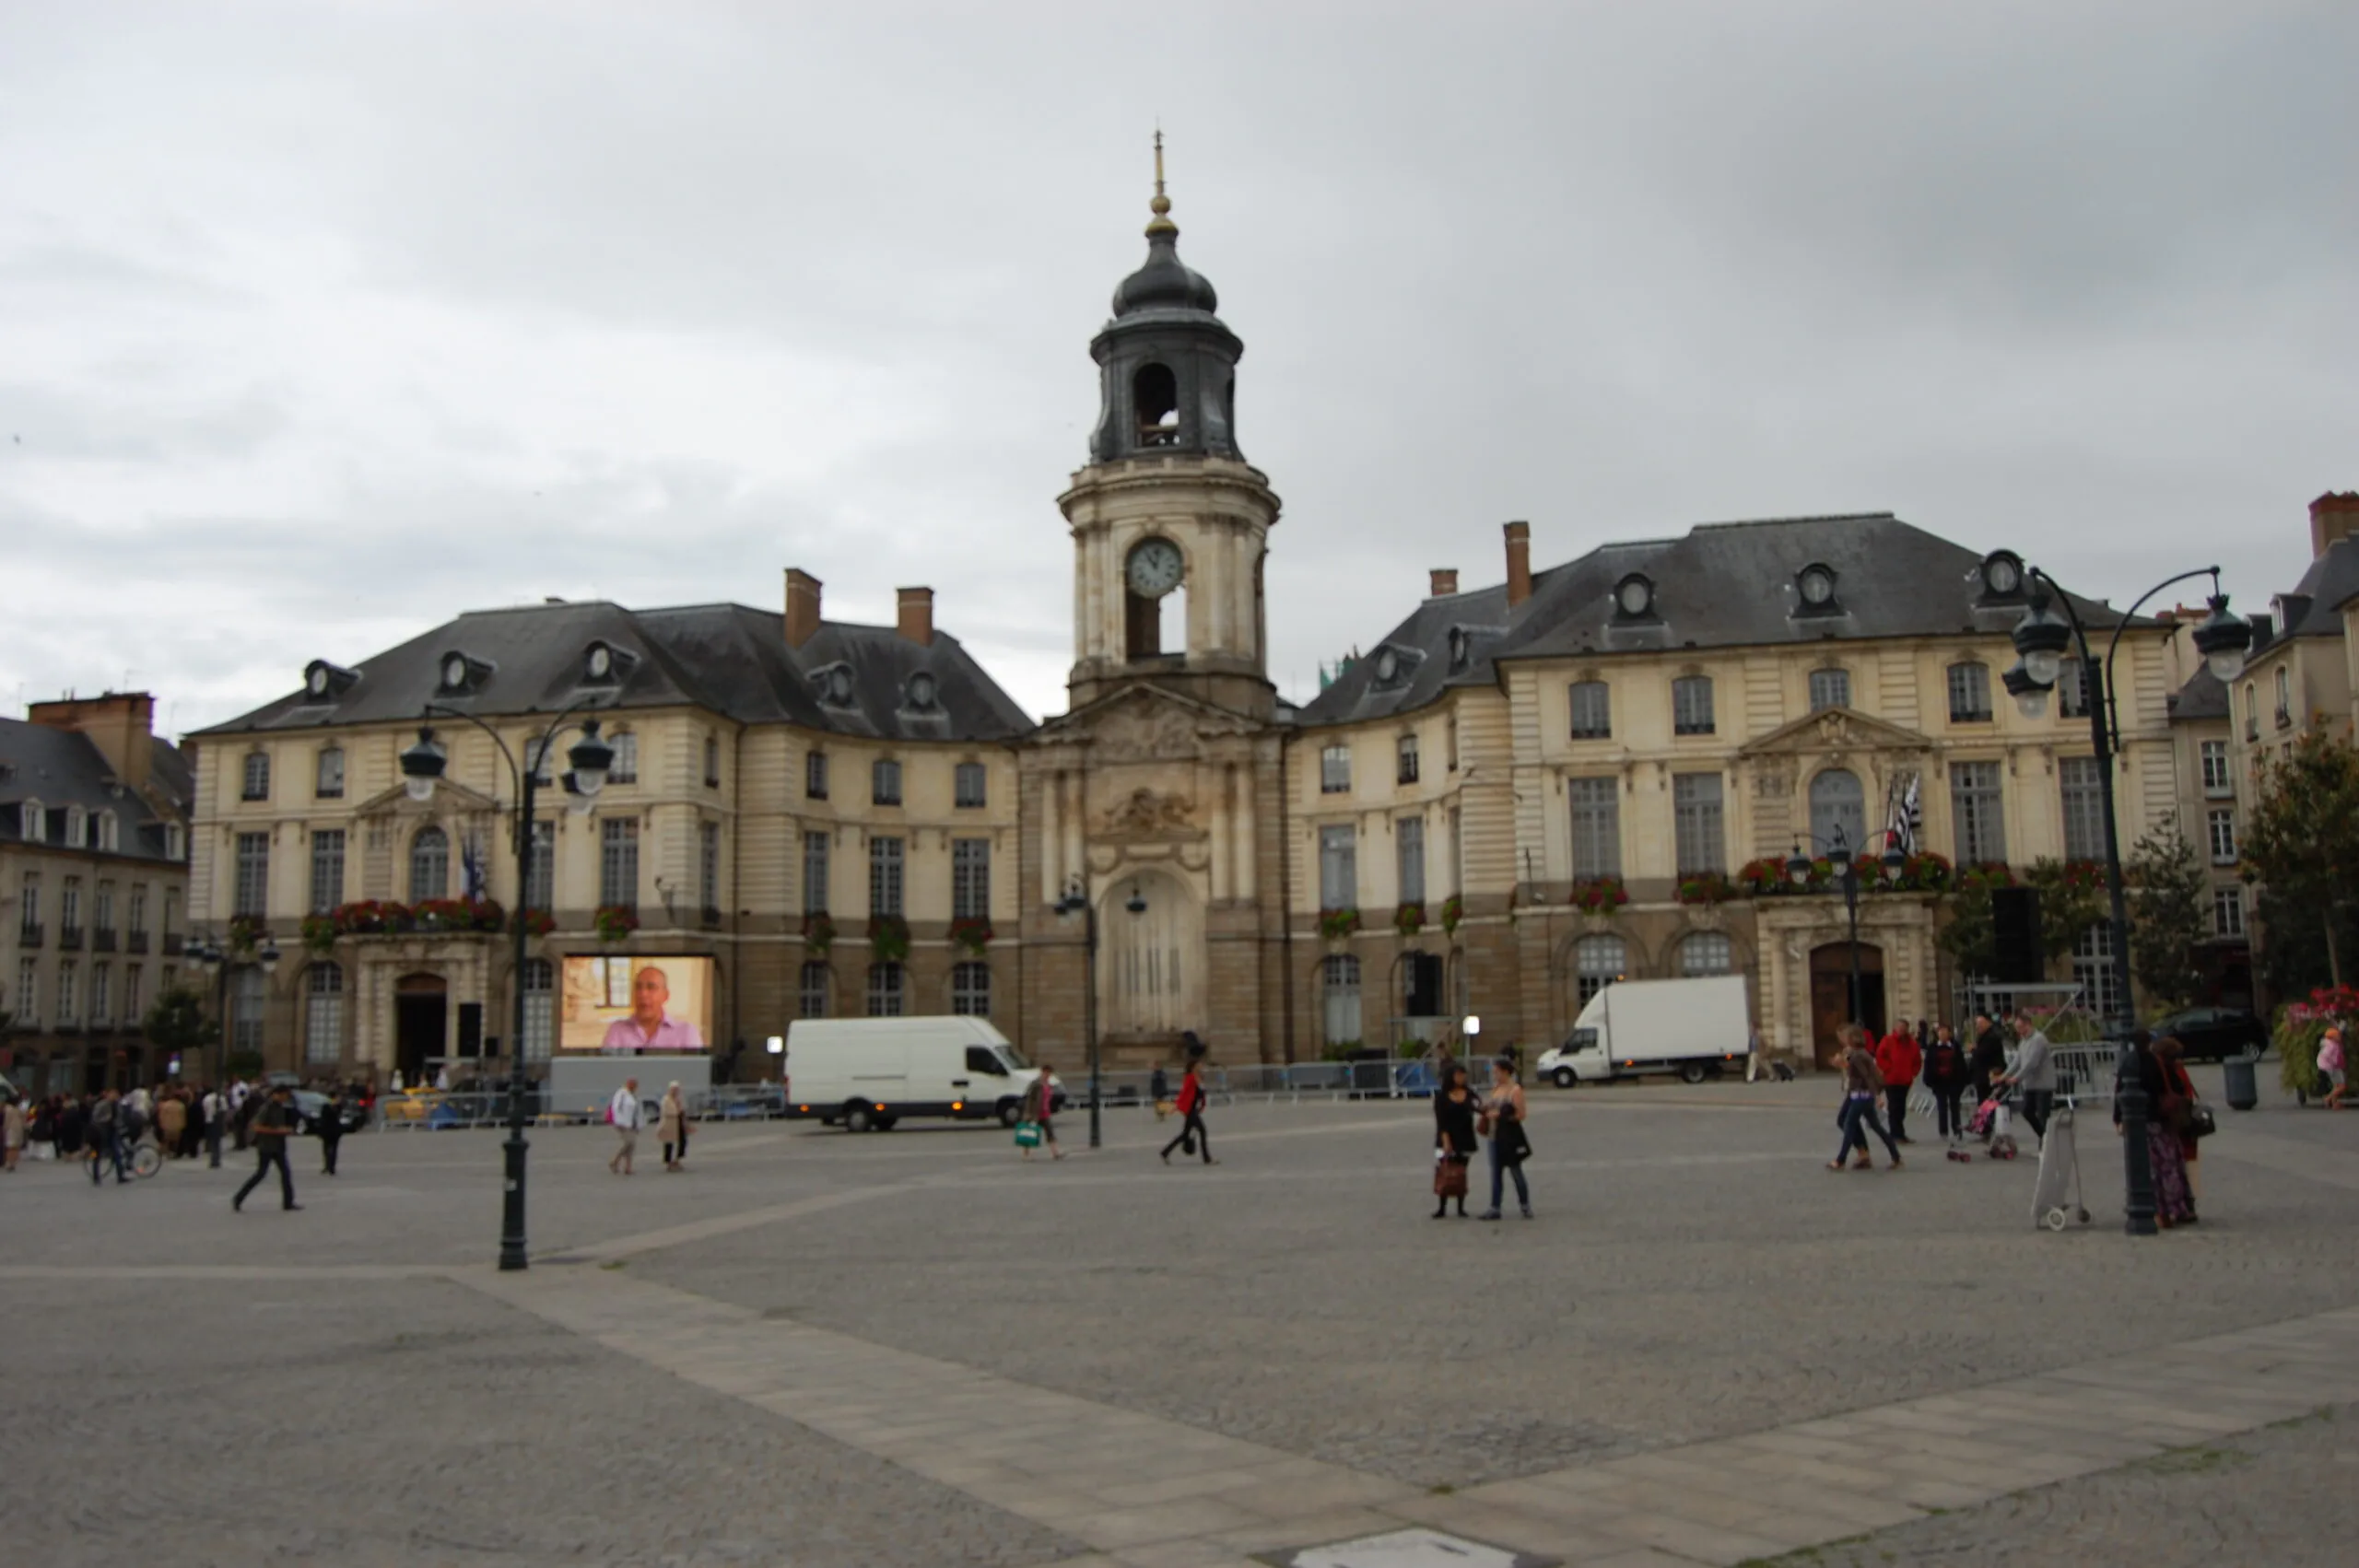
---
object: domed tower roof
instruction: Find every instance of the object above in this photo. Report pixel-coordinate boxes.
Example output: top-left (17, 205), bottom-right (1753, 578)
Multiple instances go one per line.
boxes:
top-left (1109, 132), bottom-right (1221, 320)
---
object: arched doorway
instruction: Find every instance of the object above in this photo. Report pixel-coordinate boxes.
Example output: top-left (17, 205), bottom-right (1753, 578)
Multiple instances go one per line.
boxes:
top-left (1808, 942), bottom-right (1884, 1069)
top-left (394, 971), bottom-right (447, 1088)
top-left (1101, 868), bottom-right (1202, 1044)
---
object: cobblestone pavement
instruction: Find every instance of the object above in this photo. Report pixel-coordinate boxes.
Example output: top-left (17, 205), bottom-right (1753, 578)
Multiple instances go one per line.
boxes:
top-left (0, 1067), bottom-right (2352, 1566)
top-left (1745, 1402), bottom-right (2356, 1568)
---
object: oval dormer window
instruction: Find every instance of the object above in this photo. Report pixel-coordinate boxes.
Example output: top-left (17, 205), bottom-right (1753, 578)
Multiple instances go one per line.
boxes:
top-left (1614, 574), bottom-right (1655, 618)
top-left (307, 665), bottom-right (331, 697)
top-left (1982, 551), bottom-right (2024, 597)
top-left (1798, 564), bottom-right (1837, 607)
top-left (587, 645), bottom-right (613, 681)
top-left (906, 672), bottom-right (938, 710)
top-left (442, 655), bottom-right (469, 689)
top-left (1374, 649), bottom-right (1399, 685)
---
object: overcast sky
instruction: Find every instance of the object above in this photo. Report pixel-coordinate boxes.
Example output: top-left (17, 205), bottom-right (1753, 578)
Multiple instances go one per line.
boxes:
top-left (5, 1), bottom-right (2354, 739)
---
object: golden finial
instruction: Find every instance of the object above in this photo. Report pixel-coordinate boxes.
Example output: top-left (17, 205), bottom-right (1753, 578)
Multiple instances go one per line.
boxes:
top-left (1145, 126), bottom-right (1177, 237)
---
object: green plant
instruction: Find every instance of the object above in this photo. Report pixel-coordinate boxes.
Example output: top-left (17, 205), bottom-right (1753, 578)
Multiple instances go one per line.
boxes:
top-left (299, 914), bottom-right (337, 954)
top-left (2244, 730), bottom-right (2359, 995)
top-left (141, 986), bottom-right (216, 1059)
top-left (1393, 900), bottom-right (1425, 937)
top-left (869, 914), bottom-right (911, 962)
top-left (1439, 895), bottom-right (1462, 935)
top-left (593, 905), bottom-right (640, 943)
top-left (1569, 876), bottom-right (1628, 914)
top-left (1319, 907), bottom-right (1361, 941)
top-left (947, 916), bottom-right (993, 954)
top-left (515, 907), bottom-right (557, 938)
top-left (803, 912), bottom-right (836, 954)
top-left (2126, 816), bottom-right (2209, 1012)
top-left (227, 914), bottom-right (268, 954)
top-left (1320, 1038), bottom-right (1364, 1060)
top-left (1675, 872), bottom-right (1732, 905)
top-left (2271, 986), bottom-right (2357, 1096)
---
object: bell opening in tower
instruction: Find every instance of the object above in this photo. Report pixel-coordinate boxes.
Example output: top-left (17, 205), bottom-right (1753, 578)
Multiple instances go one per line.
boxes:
top-left (1124, 581), bottom-right (1187, 662)
top-left (1133, 362), bottom-right (1180, 448)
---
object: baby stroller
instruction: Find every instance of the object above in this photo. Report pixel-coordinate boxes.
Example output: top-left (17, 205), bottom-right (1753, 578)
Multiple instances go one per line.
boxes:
top-left (1964, 1083), bottom-right (2020, 1162)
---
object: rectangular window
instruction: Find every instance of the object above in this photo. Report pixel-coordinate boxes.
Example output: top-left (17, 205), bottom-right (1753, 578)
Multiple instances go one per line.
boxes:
top-left (1948, 662), bottom-right (1993, 722)
top-left (94, 881), bottom-right (115, 936)
top-left (19, 802), bottom-right (42, 842)
top-left (61, 877), bottom-right (82, 935)
top-left (16, 958), bottom-right (36, 1027)
top-left (1320, 743), bottom-right (1351, 794)
top-left (1672, 773), bottom-right (1725, 876)
top-left (802, 831), bottom-right (830, 916)
top-left (241, 751), bottom-right (270, 801)
top-left (231, 966), bottom-right (263, 1054)
top-left (2058, 756), bottom-right (2107, 860)
top-left (1396, 734), bottom-right (1419, 785)
top-left (310, 829), bottom-right (346, 915)
top-left (89, 962), bottom-right (111, 1025)
top-left (2200, 740), bottom-right (2231, 797)
top-left (56, 959), bottom-right (77, 1025)
top-left (1568, 778), bottom-right (1622, 880)
top-left (608, 731), bottom-right (639, 784)
top-left (869, 836), bottom-right (904, 917)
top-left (1809, 669), bottom-right (1850, 712)
top-left (1396, 816), bottom-right (1426, 906)
top-left (952, 838), bottom-right (991, 921)
top-left (523, 736), bottom-right (553, 784)
top-left (305, 965), bottom-right (344, 1065)
top-left (2275, 666), bottom-right (2292, 727)
top-left (2213, 885), bottom-right (2245, 938)
top-left (954, 761), bottom-right (987, 808)
top-left (18, 872), bottom-right (38, 936)
top-left (123, 964), bottom-right (142, 1023)
top-left (1672, 675), bottom-right (1716, 736)
top-left (951, 961), bottom-right (991, 1016)
top-left (2060, 660), bottom-right (2090, 720)
top-left (1946, 760), bottom-right (2005, 866)
top-left (234, 833), bottom-right (270, 919)
top-left (1318, 825), bottom-right (1357, 910)
top-left (521, 959), bottom-right (554, 1061)
top-left (865, 962), bottom-right (906, 1018)
top-left (2071, 922), bottom-right (2121, 1018)
top-left (2207, 809), bottom-right (2237, 864)
top-left (698, 821), bottom-right (720, 917)
top-left (1569, 681), bottom-right (1611, 740)
top-left (704, 735), bottom-right (721, 788)
top-left (1321, 954), bottom-right (1362, 1047)
top-left (873, 758), bottom-right (902, 806)
top-left (805, 751), bottom-right (828, 800)
top-left (798, 961), bottom-right (830, 1018)
top-left (1449, 807), bottom-right (1463, 896)
top-left (524, 822), bottom-right (554, 912)
top-left (315, 747), bottom-right (346, 798)
top-left (599, 818), bottom-right (639, 909)
top-left (128, 883), bottom-right (147, 935)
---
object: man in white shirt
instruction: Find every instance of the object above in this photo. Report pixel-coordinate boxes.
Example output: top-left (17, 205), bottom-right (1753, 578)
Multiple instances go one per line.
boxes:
top-left (202, 1085), bottom-right (227, 1168)
top-left (607, 1078), bottom-right (642, 1176)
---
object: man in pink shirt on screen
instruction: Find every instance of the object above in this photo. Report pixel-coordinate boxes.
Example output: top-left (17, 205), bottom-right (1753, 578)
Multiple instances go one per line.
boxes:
top-left (602, 966), bottom-right (705, 1050)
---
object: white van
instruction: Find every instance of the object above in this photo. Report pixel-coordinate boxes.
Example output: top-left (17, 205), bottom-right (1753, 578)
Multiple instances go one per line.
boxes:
top-left (1535, 975), bottom-right (1751, 1087)
top-left (783, 1015), bottom-right (1057, 1131)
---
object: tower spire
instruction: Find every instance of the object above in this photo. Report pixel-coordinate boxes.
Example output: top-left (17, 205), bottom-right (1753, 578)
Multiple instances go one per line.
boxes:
top-left (1145, 127), bottom-right (1177, 238)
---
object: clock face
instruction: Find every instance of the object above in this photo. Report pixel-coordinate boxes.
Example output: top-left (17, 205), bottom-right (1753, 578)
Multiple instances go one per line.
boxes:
top-left (1126, 538), bottom-right (1184, 599)
top-left (1616, 577), bottom-right (1652, 616)
top-left (442, 655), bottom-right (468, 688)
top-left (307, 667), bottom-right (329, 696)
top-left (1800, 567), bottom-right (1834, 605)
top-left (1988, 556), bottom-right (2022, 594)
top-left (587, 645), bottom-right (612, 680)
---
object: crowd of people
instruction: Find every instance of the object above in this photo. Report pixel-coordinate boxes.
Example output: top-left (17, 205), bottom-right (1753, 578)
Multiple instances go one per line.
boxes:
top-left (0, 1077), bottom-right (365, 1188)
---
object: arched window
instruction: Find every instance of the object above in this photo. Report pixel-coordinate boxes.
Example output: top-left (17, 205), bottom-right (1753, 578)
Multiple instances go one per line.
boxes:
top-left (1575, 935), bottom-right (1625, 1006)
top-left (1133, 362), bottom-right (1179, 446)
top-left (1679, 932), bottom-right (1732, 977)
top-left (1321, 954), bottom-right (1362, 1047)
top-left (951, 961), bottom-right (991, 1016)
top-left (1808, 769), bottom-right (1866, 855)
top-left (305, 963), bottom-right (344, 1064)
top-left (799, 961), bottom-right (831, 1018)
top-left (866, 962), bottom-right (905, 1017)
top-left (521, 958), bottom-right (555, 1061)
top-left (409, 825), bottom-right (450, 902)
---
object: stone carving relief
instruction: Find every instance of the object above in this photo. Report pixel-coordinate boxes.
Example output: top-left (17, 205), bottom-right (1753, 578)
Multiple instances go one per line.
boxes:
top-left (1092, 699), bottom-right (1203, 762)
top-left (1099, 787), bottom-right (1199, 840)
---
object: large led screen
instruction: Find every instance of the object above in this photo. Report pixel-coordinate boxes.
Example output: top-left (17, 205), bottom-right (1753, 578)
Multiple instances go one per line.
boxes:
top-left (560, 955), bottom-right (713, 1052)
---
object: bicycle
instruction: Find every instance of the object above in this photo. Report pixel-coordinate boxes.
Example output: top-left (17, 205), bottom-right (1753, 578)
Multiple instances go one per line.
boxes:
top-left (89, 1134), bottom-right (162, 1181)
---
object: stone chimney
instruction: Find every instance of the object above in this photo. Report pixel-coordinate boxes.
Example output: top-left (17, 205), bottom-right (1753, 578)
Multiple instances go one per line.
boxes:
top-left (897, 586), bottom-right (935, 647)
top-left (1429, 568), bottom-right (1459, 598)
top-left (784, 568), bottom-right (823, 649)
top-left (1503, 521), bottom-right (1532, 610)
top-left (2310, 492), bottom-right (2359, 558)
top-left (29, 691), bottom-right (154, 794)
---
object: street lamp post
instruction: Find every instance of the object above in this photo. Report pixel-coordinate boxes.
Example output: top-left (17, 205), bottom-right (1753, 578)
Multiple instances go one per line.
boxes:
top-left (1053, 875), bottom-right (1145, 1151)
top-left (1786, 828), bottom-right (1907, 1024)
top-left (2004, 567), bottom-right (2251, 1237)
top-left (400, 705), bottom-right (612, 1271)
top-left (184, 933), bottom-right (282, 1093)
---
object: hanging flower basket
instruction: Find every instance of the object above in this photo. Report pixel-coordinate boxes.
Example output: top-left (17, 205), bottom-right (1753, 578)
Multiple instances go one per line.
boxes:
top-left (1439, 895), bottom-right (1463, 936)
top-left (803, 912), bottom-right (836, 954)
top-left (1956, 860), bottom-right (2016, 894)
top-left (329, 899), bottom-right (413, 936)
top-left (227, 915), bottom-right (268, 954)
top-left (1393, 900), bottom-right (1425, 938)
top-left (514, 907), bottom-right (557, 939)
top-left (1674, 872), bottom-right (1733, 906)
top-left (1319, 907), bottom-right (1361, 941)
top-left (948, 916), bottom-right (993, 954)
top-left (869, 914), bottom-right (911, 963)
top-left (413, 896), bottom-right (506, 934)
top-left (299, 914), bottom-right (337, 954)
top-left (1569, 877), bottom-right (1628, 915)
top-left (593, 905), bottom-right (640, 943)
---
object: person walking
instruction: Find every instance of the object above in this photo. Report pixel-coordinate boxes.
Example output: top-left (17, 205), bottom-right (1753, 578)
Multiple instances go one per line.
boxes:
top-left (87, 1089), bottom-right (128, 1186)
top-left (1968, 1012), bottom-right (2008, 1107)
top-left (1874, 1023), bottom-right (1921, 1145)
top-left (232, 1084), bottom-right (301, 1212)
top-left (2318, 1025), bottom-right (2347, 1109)
top-left (1744, 1022), bottom-right (1764, 1083)
top-left (659, 1082), bottom-right (687, 1172)
top-left (1923, 1024), bottom-right (1969, 1143)
top-left (1997, 1014), bottom-right (2057, 1144)
top-left (156, 1090), bottom-right (187, 1160)
top-left (1431, 1062), bottom-right (1477, 1218)
top-left (1018, 1066), bottom-right (1063, 1162)
top-left (2153, 1034), bottom-right (2204, 1221)
top-left (2, 1092), bottom-right (25, 1173)
top-left (1476, 1057), bottom-right (1532, 1220)
top-left (1828, 1024), bottom-right (1903, 1171)
top-left (607, 1078), bottom-right (643, 1175)
top-left (2114, 1033), bottom-right (2191, 1227)
top-left (1159, 1059), bottom-right (1215, 1165)
top-left (316, 1090), bottom-right (346, 1176)
top-left (1150, 1064), bottom-right (1171, 1121)
top-left (202, 1083), bottom-right (227, 1169)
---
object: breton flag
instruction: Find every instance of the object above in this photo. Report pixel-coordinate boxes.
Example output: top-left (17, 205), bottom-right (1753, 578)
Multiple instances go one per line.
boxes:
top-left (1886, 773), bottom-right (1922, 856)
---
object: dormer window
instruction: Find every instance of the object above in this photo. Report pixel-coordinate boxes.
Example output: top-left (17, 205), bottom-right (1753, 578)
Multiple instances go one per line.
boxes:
top-left (20, 800), bottom-right (43, 842)
top-left (903, 672), bottom-right (940, 713)
top-left (65, 805), bottom-right (88, 847)
top-left (1793, 563), bottom-right (1842, 617)
top-left (437, 650), bottom-right (494, 696)
top-left (1449, 627), bottom-right (1469, 673)
top-left (811, 663), bottom-right (857, 709)
top-left (1613, 573), bottom-right (1658, 622)
top-left (302, 660), bottom-right (358, 702)
top-left (1368, 644), bottom-right (1422, 692)
top-left (96, 810), bottom-right (119, 853)
top-left (581, 640), bottom-right (637, 686)
top-left (1978, 551), bottom-right (2025, 602)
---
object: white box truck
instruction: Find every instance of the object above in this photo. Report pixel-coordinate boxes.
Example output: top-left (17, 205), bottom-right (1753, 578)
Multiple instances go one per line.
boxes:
top-left (783, 1015), bottom-right (1059, 1131)
top-left (1534, 976), bottom-right (1750, 1087)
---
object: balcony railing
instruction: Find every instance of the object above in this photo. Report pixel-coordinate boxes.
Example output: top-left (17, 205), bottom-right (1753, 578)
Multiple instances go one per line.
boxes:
top-left (2276, 708), bottom-right (2293, 731)
top-left (59, 925), bottom-right (83, 951)
top-left (126, 930), bottom-right (149, 954)
top-left (93, 928), bottom-right (117, 953)
top-left (17, 922), bottom-right (40, 948)
top-left (162, 932), bottom-right (183, 955)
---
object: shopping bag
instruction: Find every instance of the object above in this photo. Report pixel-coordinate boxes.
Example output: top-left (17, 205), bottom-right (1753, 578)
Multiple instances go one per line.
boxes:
top-left (1014, 1120), bottom-right (1042, 1149)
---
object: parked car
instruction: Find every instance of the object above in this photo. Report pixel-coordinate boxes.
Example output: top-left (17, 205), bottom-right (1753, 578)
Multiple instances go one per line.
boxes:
top-left (290, 1090), bottom-right (370, 1136)
top-left (2146, 1006), bottom-right (2268, 1062)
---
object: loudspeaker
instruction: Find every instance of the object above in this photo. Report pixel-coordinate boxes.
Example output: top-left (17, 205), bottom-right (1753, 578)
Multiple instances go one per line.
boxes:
top-left (1991, 887), bottom-right (2042, 983)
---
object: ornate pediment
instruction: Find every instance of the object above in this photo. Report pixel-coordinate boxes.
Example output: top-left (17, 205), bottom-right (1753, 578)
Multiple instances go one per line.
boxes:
top-left (1739, 706), bottom-right (1932, 759)
top-left (351, 777), bottom-right (502, 818)
top-left (1098, 786), bottom-right (1200, 841)
top-left (1030, 682), bottom-right (1260, 762)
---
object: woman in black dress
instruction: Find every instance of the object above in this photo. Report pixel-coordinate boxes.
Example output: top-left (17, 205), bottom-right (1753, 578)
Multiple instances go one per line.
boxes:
top-left (1431, 1063), bottom-right (1478, 1218)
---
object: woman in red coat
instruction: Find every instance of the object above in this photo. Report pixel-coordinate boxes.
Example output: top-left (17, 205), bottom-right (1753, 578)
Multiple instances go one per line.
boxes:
top-left (1873, 1024), bottom-right (1922, 1145)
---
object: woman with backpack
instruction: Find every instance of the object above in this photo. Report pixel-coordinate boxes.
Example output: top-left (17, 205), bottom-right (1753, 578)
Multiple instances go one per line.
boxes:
top-left (1159, 1060), bottom-right (1215, 1165)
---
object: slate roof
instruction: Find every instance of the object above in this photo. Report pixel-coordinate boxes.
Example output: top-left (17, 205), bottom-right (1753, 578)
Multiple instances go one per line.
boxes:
top-left (2269, 535), bottom-right (2359, 641)
top-left (2168, 667), bottom-right (2231, 722)
top-left (1297, 511), bottom-right (2137, 727)
top-left (195, 600), bottom-right (1035, 743)
top-left (0, 718), bottom-right (187, 862)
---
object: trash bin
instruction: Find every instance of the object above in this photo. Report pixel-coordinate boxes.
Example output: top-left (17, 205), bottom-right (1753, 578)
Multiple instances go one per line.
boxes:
top-left (2222, 1053), bottom-right (2259, 1112)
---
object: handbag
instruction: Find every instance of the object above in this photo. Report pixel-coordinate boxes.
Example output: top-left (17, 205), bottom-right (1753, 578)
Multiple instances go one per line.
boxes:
top-left (1433, 1154), bottom-right (1469, 1199)
top-left (1014, 1120), bottom-right (1042, 1149)
top-left (2188, 1102), bottom-right (2217, 1140)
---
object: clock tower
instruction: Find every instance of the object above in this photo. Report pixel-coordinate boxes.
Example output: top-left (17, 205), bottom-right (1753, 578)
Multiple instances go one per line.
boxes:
top-left (1062, 135), bottom-right (1282, 720)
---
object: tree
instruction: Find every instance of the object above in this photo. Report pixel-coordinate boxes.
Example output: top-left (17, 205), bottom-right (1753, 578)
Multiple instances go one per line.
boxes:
top-left (142, 986), bottom-right (216, 1074)
top-left (2126, 815), bottom-right (2208, 1012)
top-left (2025, 858), bottom-right (2107, 963)
top-left (2241, 729), bottom-right (2359, 1000)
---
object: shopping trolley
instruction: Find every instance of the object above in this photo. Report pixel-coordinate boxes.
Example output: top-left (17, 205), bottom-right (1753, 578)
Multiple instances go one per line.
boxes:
top-left (2030, 1040), bottom-right (2122, 1231)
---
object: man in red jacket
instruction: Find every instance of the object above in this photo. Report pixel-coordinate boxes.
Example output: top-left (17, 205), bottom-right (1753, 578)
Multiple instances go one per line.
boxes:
top-left (1874, 1024), bottom-right (1922, 1144)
